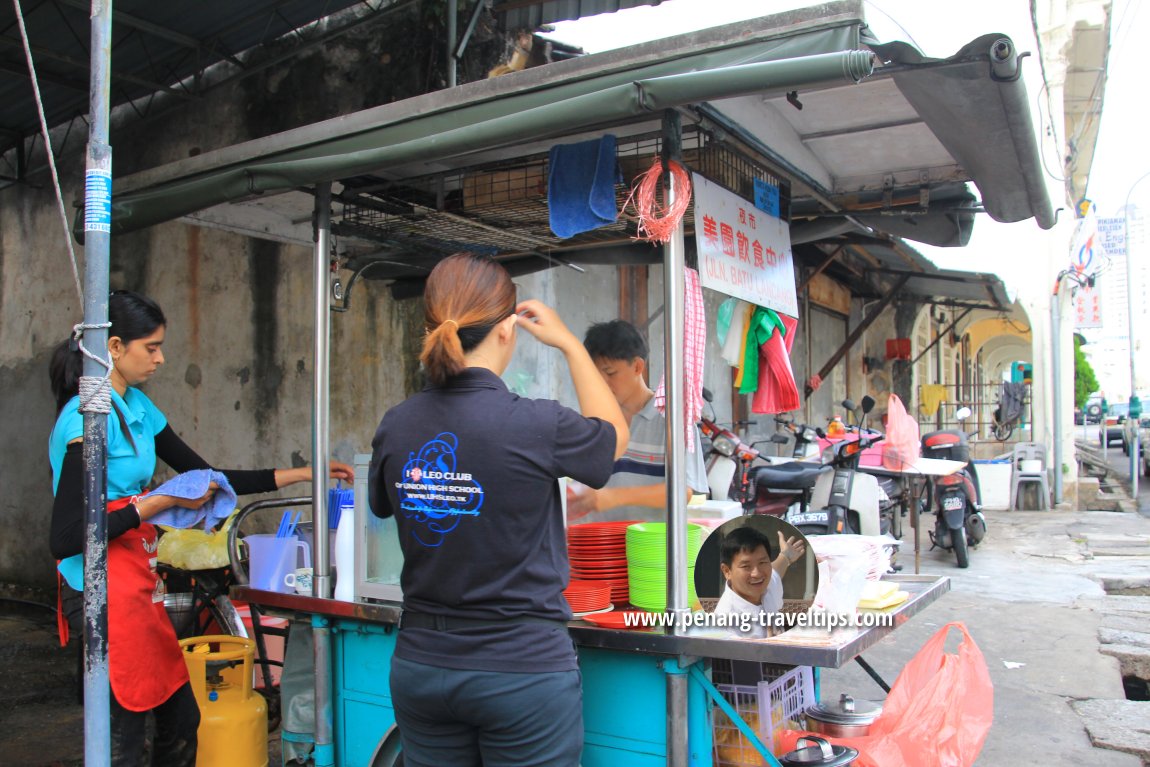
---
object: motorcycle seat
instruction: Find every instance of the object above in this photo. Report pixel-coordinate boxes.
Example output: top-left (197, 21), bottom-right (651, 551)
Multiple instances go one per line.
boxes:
top-left (750, 462), bottom-right (830, 490)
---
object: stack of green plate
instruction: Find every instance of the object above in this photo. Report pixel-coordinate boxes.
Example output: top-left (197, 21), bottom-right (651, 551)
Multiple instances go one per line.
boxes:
top-left (626, 523), bottom-right (703, 612)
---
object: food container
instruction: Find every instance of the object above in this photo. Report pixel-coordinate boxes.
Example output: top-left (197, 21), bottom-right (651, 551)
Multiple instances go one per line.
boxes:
top-left (779, 735), bottom-right (860, 766)
top-left (804, 693), bottom-right (882, 738)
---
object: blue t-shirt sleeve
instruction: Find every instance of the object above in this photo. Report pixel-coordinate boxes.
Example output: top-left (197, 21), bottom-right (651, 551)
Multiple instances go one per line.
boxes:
top-left (551, 405), bottom-right (617, 489)
top-left (56, 400), bottom-right (84, 444)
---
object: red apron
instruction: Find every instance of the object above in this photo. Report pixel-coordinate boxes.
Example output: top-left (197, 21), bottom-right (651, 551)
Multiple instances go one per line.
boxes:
top-left (57, 495), bottom-right (189, 712)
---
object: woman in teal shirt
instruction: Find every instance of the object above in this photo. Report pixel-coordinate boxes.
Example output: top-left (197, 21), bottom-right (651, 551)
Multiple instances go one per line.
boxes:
top-left (49, 290), bottom-right (351, 767)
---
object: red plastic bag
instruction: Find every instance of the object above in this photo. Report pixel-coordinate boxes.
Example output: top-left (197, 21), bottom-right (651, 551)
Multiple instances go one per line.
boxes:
top-left (778, 622), bottom-right (994, 767)
top-left (882, 393), bottom-right (920, 471)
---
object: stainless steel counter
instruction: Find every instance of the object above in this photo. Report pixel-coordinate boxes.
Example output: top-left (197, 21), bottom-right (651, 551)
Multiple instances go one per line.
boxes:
top-left (233, 573), bottom-right (949, 670)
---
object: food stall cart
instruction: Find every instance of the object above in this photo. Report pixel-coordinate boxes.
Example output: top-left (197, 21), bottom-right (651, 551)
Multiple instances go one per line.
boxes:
top-left (100, 5), bottom-right (1052, 764)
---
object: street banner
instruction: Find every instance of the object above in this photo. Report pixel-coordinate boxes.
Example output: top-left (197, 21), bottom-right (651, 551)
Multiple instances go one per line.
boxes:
top-left (1074, 283), bottom-right (1102, 329)
top-left (1097, 216), bottom-right (1126, 259)
top-left (692, 173), bottom-right (798, 317)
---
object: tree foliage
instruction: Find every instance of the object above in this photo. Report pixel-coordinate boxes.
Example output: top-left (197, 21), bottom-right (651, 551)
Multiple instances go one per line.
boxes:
top-left (1074, 338), bottom-right (1099, 408)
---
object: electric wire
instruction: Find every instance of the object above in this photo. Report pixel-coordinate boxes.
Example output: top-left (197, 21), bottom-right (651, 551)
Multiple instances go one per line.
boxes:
top-left (11, 0), bottom-right (83, 305)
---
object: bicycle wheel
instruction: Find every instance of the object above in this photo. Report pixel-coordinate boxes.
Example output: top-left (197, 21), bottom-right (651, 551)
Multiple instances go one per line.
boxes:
top-left (992, 421), bottom-right (1014, 441)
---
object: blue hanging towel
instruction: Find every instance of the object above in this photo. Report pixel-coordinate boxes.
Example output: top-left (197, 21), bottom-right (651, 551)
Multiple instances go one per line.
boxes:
top-left (548, 134), bottom-right (620, 239)
top-left (147, 469), bottom-right (237, 530)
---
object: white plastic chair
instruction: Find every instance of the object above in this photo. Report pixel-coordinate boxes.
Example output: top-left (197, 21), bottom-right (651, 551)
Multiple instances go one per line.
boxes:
top-left (1009, 442), bottom-right (1049, 510)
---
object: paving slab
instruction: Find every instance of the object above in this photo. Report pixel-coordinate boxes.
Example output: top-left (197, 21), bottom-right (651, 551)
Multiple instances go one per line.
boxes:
top-left (1099, 627), bottom-right (1150, 649)
top-left (1099, 644), bottom-right (1150, 679)
top-left (1094, 574), bottom-right (1150, 595)
top-left (1070, 699), bottom-right (1150, 762)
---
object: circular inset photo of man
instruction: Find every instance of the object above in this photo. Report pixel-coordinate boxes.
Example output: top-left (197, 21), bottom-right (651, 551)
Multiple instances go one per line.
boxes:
top-left (694, 516), bottom-right (818, 619)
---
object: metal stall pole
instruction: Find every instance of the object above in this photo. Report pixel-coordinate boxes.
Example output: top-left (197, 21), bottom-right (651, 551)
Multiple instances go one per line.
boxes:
top-left (660, 110), bottom-right (690, 767)
top-left (446, 0), bottom-right (457, 88)
top-left (312, 183), bottom-right (335, 766)
top-left (82, 1), bottom-right (115, 762)
top-left (1124, 180), bottom-right (1147, 499)
top-left (1051, 278), bottom-right (1064, 506)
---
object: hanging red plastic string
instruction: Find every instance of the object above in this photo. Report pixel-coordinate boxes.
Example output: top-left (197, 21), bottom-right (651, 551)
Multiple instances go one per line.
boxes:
top-left (622, 159), bottom-right (692, 243)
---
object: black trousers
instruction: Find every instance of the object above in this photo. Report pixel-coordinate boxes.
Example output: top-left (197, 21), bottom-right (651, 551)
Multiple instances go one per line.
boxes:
top-left (110, 682), bottom-right (200, 767)
top-left (62, 584), bottom-right (200, 766)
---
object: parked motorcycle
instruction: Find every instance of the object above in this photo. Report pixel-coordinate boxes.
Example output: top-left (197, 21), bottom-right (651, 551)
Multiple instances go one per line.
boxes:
top-left (742, 414), bottom-right (829, 519)
top-left (922, 406), bottom-right (987, 568)
top-left (699, 388), bottom-right (788, 507)
top-left (786, 396), bottom-right (886, 537)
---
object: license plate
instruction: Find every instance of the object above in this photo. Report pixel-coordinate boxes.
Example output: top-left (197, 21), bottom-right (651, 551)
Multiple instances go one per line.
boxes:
top-left (789, 511), bottom-right (828, 525)
top-left (942, 496), bottom-right (964, 511)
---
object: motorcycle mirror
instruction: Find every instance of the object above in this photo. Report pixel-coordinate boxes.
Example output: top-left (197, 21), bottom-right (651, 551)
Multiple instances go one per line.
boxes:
top-left (770, 433), bottom-right (790, 444)
top-left (815, 427), bottom-right (827, 438)
top-left (774, 413), bottom-right (794, 425)
top-left (955, 406), bottom-right (973, 421)
top-left (841, 398), bottom-right (857, 412)
top-left (701, 387), bottom-right (714, 403)
top-left (861, 395), bottom-right (875, 414)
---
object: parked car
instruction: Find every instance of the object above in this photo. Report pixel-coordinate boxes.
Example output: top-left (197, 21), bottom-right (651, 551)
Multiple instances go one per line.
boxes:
top-left (1099, 402), bottom-right (1128, 446)
top-left (1122, 413), bottom-right (1149, 456)
top-left (1142, 420), bottom-right (1150, 477)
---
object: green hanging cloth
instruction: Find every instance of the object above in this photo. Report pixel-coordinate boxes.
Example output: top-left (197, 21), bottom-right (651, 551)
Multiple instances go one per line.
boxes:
top-left (739, 307), bottom-right (786, 395)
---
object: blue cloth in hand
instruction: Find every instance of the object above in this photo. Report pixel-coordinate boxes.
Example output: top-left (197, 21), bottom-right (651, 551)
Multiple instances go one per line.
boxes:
top-left (548, 134), bottom-right (620, 239)
top-left (148, 469), bottom-right (237, 530)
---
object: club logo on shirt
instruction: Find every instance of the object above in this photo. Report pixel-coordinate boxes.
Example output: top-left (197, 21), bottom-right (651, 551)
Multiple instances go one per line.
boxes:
top-left (395, 432), bottom-right (484, 547)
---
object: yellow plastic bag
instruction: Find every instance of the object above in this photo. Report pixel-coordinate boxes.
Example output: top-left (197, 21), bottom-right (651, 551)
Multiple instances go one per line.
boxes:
top-left (157, 509), bottom-right (238, 570)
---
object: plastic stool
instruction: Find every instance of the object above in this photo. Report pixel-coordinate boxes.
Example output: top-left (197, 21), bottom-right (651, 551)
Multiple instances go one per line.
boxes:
top-left (1009, 442), bottom-right (1049, 510)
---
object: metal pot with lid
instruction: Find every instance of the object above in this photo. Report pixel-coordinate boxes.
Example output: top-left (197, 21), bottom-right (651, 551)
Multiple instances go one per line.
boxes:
top-left (805, 693), bottom-right (882, 738)
top-left (779, 736), bottom-right (860, 766)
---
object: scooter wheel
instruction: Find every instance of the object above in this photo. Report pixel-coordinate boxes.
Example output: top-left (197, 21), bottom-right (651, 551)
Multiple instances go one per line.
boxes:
top-left (952, 525), bottom-right (969, 568)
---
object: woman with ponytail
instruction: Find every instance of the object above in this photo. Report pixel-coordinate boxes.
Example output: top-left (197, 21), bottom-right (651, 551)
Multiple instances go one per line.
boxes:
top-left (48, 290), bottom-right (352, 767)
top-left (368, 253), bottom-right (628, 767)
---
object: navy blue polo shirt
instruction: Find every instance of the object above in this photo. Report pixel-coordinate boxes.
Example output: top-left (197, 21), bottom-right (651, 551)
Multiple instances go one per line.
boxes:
top-left (368, 367), bottom-right (617, 673)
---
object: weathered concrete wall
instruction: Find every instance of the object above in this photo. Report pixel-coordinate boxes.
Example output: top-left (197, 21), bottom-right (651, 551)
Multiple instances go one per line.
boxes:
top-left (0, 2), bottom-right (520, 591)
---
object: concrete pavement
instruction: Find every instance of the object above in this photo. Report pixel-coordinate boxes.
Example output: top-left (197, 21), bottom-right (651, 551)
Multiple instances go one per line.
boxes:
top-left (3, 491), bottom-right (1150, 765)
top-left (822, 501), bottom-right (1150, 766)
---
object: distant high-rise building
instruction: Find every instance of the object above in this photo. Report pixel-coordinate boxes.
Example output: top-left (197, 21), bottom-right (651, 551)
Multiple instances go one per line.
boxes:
top-left (1081, 206), bottom-right (1148, 399)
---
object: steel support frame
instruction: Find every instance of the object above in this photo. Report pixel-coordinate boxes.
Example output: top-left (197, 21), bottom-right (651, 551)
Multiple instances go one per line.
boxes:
top-left (804, 273), bottom-right (911, 397)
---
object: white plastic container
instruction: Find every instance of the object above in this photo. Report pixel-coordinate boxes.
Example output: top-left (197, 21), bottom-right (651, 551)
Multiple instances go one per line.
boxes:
top-left (333, 507), bottom-right (355, 601)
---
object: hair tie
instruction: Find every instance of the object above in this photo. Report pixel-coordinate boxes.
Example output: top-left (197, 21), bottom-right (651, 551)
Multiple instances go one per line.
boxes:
top-left (442, 319), bottom-right (459, 330)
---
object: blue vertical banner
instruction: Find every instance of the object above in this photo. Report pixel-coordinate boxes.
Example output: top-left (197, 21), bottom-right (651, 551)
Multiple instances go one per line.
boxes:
top-left (85, 169), bottom-right (112, 233)
top-left (753, 177), bottom-right (779, 218)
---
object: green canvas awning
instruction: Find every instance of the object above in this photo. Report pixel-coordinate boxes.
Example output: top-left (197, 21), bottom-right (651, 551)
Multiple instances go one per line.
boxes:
top-left (102, 0), bottom-right (1053, 251)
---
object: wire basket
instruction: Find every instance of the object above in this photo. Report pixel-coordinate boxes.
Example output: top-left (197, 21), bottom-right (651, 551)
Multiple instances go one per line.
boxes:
top-left (713, 666), bottom-right (814, 766)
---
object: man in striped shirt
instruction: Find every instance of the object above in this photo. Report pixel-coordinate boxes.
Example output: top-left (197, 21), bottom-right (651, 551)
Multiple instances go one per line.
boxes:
top-left (566, 320), bottom-right (708, 522)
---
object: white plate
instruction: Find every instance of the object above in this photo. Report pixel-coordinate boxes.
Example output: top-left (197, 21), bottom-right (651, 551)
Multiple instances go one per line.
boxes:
top-left (572, 603), bottom-right (614, 618)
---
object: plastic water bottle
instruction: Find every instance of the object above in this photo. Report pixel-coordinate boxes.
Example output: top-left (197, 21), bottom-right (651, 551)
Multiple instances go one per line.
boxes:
top-left (333, 508), bottom-right (355, 601)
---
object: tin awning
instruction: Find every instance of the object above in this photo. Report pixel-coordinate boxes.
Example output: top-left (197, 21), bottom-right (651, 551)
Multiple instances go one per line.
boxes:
top-left (103, 0), bottom-right (1052, 249)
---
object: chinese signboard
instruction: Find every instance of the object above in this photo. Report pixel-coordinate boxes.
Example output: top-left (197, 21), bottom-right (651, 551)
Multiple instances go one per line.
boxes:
top-left (692, 173), bottom-right (798, 317)
top-left (1074, 284), bottom-right (1102, 329)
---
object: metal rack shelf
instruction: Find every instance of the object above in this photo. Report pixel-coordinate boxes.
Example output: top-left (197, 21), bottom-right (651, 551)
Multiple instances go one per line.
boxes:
top-left (334, 127), bottom-right (790, 259)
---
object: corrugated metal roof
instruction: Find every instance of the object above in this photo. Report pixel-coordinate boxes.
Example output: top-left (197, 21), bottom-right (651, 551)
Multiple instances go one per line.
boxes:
top-left (0, 0), bottom-right (367, 158)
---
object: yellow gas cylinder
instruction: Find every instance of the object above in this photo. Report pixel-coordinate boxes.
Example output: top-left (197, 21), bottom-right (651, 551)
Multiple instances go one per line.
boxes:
top-left (180, 635), bottom-right (268, 767)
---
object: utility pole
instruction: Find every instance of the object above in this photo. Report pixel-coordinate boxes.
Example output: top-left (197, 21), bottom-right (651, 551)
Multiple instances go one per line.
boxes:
top-left (1123, 172), bottom-right (1150, 498)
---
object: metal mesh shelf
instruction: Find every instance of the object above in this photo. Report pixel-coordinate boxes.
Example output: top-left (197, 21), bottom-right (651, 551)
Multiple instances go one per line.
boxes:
top-left (336, 126), bottom-right (789, 258)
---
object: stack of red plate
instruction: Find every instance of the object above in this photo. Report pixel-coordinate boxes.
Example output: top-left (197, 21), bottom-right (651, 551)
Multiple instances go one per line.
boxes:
top-left (567, 521), bottom-right (635, 605)
top-left (562, 580), bottom-right (612, 614)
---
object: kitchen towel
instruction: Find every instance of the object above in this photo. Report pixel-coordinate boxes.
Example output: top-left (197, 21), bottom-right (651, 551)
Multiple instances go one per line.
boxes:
top-left (148, 469), bottom-right (237, 530)
top-left (654, 267), bottom-right (707, 450)
top-left (919, 384), bottom-right (948, 417)
top-left (751, 312), bottom-right (801, 414)
top-left (548, 134), bottom-right (620, 238)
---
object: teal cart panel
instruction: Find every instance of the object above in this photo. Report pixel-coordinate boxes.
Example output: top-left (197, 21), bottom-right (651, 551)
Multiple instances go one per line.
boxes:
top-left (579, 647), bottom-right (712, 767)
top-left (335, 620), bottom-right (397, 767)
